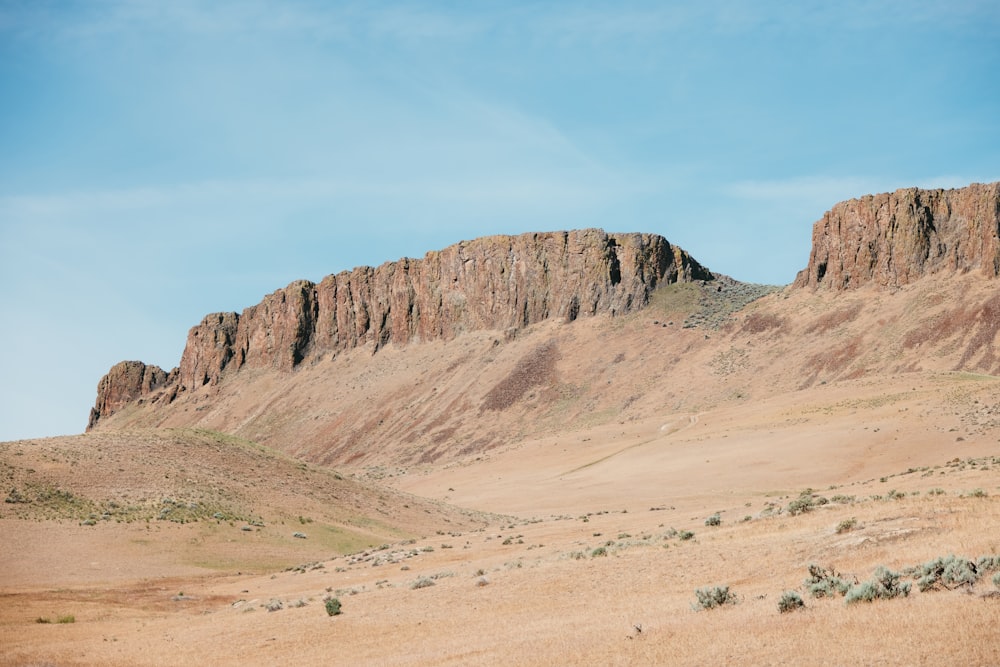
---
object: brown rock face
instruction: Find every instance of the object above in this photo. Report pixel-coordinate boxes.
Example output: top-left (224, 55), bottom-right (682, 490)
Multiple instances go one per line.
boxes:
top-left (87, 361), bottom-right (169, 429)
top-left (794, 182), bottom-right (1000, 290)
top-left (89, 229), bottom-right (710, 429)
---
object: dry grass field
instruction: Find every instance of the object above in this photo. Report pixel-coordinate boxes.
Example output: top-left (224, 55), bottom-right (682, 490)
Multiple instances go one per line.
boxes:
top-left (3, 274), bottom-right (1000, 665)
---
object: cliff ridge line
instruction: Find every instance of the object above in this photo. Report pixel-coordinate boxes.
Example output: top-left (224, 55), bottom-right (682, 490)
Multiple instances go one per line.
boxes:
top-left (88, 229), bottom-right (710, 429)
top-left (794, 182), bottom-right (1000, 290)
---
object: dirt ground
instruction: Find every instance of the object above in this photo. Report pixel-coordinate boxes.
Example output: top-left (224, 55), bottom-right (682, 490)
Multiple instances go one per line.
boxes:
top-left (3, 368), bottom-right (1000, 666)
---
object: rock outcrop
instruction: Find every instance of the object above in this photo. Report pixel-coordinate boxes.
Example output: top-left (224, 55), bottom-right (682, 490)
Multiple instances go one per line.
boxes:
top-left (794, 182), bottom-right (1000, 290)
top-left (88, 361), bottom-right (170, 429)
top-left (89, 229), bottom-right (711, 429)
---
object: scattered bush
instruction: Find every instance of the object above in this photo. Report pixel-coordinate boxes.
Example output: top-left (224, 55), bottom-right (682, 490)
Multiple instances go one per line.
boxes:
top-left (5, 488), bottom-right (27, 504)
top-left (777, 591), bottom-right (805, 613)
top-left (787, 490), bottom-right (829, 516)
top-left (591, 546), bottom-right (608, 558)
top-left (804, 564), bottom-right (849, 599)
top-left (977, 555), bottom-right (1000, 573)
top-left (836, 518), bottom-right (858, 534)
top-left (324, 597), bottom-right (342, 616)
top-left (845, 567), bottom-right (910, 604)
top-left (411, 577), bottom-right (436, 590)
top-left (914, 555), bottom-right (979, 591)
top-left (912, 554), bottom-right (1000, 592)
top-left (694, 585), bottom-right (737, 610)
top-left (993, 572), bottom-right (1000, 588)
top-left (705, 514), bottom-right (721, 527)
top-left (678, 530), bottom-right (695, 541)
top-left (34, 614), bottom-right (74, 624)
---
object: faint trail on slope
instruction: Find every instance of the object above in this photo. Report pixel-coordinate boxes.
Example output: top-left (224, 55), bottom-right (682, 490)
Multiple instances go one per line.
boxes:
top-left (560, 413), bottom-right (701, 476)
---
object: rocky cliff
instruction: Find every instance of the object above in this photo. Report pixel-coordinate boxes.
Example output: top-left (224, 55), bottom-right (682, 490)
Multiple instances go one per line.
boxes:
top-left (794, 182), bottom-right (1000, 289)
top-left (88, 229), bottom-right (710, 429)
top-left (88, 361), bottom-right (171, 429)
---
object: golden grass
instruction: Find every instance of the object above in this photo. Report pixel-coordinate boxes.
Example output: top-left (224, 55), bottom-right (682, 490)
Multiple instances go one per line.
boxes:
top-left (3, 468), bottom-right (999, 666)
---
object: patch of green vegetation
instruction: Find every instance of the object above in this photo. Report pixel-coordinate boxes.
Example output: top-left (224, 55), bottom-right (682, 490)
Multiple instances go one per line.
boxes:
top-left (787, 489), bottom-right (828, 516)
top-left (313, 524), bottom-right (388, 555)
top-left (836, 517), bottom-right (858, 533)
top-left (647, 282), bottom-right (703, 315)
top-left (4, 483), bottom-right (96, 520)
top-left (693, 585), bottom-right (737, 610)
top-left (324, 597), bottom-right (342, 616)
top-left (804, 564), bottom-right (850, 599)
top-left (845, 567), bottom-right (910, 604)
top-left (777, 591), bottom-right (804, 613)
top-left (36, 615), bottom-right (75, 624)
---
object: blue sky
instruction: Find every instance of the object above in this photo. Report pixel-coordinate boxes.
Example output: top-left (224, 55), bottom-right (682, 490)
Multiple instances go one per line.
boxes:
top-left (1, 0), bottom-right (998, 441)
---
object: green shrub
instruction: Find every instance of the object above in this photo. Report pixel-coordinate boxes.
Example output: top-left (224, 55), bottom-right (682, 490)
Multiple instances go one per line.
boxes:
top-left (787, 490), bottom-right (829, 516)
top-left (694, 585), bottom-right (736, 610)
top-left (993, 572), bottom-right (1000, 588)
top-left (804, 564), bottom-right (849, 598)
top-left (977, 555), bottom-right (1000, 573)
top-left (915, 555), bottom-right (979, 591)
top-left (845, 567), bottom-right (910, 604)
top-left (34, 613), bottom-right (75, 624)
top-left (705, 514), bottom-right (721, 527)
top-left (590, 546), bottom-right (608, 558)
top-left (835, 517), bottom-right (857, 534)
top-left (324, 598), bottom-right (342, 616)
top-left (678, 530), bottom-right (695, 541)
top-left (787, 497), bottom-right (812, 516)
top-left (777, 591), bottom-right (804, 613)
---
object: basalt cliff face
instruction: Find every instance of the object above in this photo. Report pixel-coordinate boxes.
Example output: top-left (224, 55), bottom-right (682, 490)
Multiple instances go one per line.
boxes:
top-left (86, 184), bottom-right (1000, 466)
top-left (88, 229), bottom-right (710, 430)
top-left (794, 182), bottom-right (1000, 289)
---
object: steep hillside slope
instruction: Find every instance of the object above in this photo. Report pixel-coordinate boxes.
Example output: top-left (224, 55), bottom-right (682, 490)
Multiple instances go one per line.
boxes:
top-left (86, 183), bottom-right (1000, 470)
top-left (88, 229), bottom-right (709, 430)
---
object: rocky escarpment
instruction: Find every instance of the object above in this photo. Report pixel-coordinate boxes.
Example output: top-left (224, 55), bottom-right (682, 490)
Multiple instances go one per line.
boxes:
top-left (88, 361), bottom-right (171, 429)
top-left (794, 182), bottom-right (1000, 290)
top-left (88, 229), bottom-right (710, 429)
